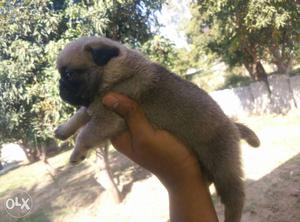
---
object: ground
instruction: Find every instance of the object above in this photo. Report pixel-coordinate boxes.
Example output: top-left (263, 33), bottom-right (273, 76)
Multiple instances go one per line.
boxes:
top-left (0, 111), bottom-right (299, 222)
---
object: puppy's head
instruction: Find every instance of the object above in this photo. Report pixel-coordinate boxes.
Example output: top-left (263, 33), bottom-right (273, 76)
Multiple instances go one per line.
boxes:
top-left (56, 36), bottom-right (132, 107)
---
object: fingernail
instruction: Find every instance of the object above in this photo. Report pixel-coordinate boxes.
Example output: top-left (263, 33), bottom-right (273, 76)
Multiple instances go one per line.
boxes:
top-left (102, 95), bottom-right (119, 109)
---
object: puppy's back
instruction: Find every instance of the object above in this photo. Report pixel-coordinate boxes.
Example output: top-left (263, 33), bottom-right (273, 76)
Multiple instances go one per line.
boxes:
top-left (140, 64), bottom-right (233, 141)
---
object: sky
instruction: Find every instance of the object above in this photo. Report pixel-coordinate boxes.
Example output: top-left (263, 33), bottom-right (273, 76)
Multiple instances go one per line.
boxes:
top-left (156, 0), bottom-right (191, 48)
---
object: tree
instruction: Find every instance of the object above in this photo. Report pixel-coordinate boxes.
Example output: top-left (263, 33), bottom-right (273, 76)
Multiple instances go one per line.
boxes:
top-left (186, 0), bottom-right (300, 83)
top-left (0, 0), bottom-right (165, 161)
top-left (0, 0), bottom-right (67, 161)
top-left (0, 0), bottom-right (166, 204)
top-left (141, 35), bottom-right (189, 75)
top-left (245, 0), bottom-right (300, 73)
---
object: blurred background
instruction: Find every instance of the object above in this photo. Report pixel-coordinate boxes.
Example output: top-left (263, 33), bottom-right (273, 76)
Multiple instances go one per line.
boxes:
top-left (0, 0), bottom-right (299, 221)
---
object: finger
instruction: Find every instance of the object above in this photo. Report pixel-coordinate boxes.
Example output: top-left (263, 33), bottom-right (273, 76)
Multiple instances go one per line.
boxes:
top-left (102, 92), bottom-right (155, 138)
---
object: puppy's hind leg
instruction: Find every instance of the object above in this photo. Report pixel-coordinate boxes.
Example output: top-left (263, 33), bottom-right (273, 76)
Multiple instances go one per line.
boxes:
top-left (69, 120), bottom-right (104, 164)
top-left (214, 169), bottom-right (245, 222)
top-left (209, 138), bottom-right (245, 222)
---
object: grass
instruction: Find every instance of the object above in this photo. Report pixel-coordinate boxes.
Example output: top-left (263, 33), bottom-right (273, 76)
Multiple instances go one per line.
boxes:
top-left (242, 111), bottom-right (300, 147)
top-left (0, 150), bottom-right (71, 197)
top-left (0, 149), bottom-right (99, 222)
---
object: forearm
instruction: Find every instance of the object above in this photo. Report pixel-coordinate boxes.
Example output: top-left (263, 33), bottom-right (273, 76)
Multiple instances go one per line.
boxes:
top-left (167, 172), bottom-right (218, 222)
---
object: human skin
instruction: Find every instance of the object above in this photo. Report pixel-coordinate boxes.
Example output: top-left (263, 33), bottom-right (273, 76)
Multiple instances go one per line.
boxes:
top-left (102, 92), bottom-right (219, 222)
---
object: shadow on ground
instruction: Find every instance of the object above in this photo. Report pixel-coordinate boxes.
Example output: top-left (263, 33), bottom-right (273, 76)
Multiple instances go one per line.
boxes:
top-left (109, 150), bottom-right (152, 199)
top-left (2, 147), bottom-right (299, 222)
top-left (0, 151), bottom-right (152, 222)
top-left (214, 152), bottom-right (300, 222)
top-left (0, 162), bottom-right (102, 222)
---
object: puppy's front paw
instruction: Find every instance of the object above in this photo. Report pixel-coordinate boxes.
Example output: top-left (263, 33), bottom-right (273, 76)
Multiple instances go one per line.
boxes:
top-left (54, 125), bottom-right (71, 140)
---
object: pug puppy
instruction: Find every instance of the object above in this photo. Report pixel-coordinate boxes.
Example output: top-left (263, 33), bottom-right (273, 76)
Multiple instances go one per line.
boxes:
top-left (55, 36), bottom-right (260, 222)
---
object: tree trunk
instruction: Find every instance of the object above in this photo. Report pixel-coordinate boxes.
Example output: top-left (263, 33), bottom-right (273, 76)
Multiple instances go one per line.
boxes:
top-left (255, 61), bottom-right (268, 82)
top-left (270, 44), bottom-right (293, 74)
top-left (20, 140), bottom-right (40, 163)
top-left (273, 58), bottom-right (293, 74)
top-left (96, 146), bottom-right (122, 203)
top-left (244, 60), bottom-right (271, 93)
top-left (40, 145), bottom-right (48, 164)
top-left (243, 46), bottom-right (271, 93)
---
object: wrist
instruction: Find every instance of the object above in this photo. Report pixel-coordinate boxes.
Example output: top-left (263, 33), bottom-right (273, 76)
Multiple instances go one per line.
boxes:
top-left (158, 165), bottom-right (205, 194)
top-left (167, 169), bottom-right (218, 222)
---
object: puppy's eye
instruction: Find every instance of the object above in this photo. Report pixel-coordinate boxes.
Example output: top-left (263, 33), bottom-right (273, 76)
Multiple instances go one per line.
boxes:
top-left (61, 68), bottom-right (84, 80)
top-left (62, 70), bottom-right (74, 80)
top-left (65, 71), bottom-right (72, 79)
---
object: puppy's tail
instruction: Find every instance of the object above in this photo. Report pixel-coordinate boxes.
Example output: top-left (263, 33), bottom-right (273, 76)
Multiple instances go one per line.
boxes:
top-left (235, 123), bottom-right (260, 147)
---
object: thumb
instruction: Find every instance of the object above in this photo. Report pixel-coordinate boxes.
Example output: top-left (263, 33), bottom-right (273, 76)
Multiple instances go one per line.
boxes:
top-left (102, 92), bottom-right (155, 137)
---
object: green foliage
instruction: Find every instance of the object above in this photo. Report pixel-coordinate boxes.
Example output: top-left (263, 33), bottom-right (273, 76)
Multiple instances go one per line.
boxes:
top-left (186, 0), bottom-right (300, 77)
top-left (219, 75), bottom-right (252, 90)
top-left (0, 0), bottom-right (165, 151)
top-left (142, 36), bottom-right (177, 68)
top-left (141, 35), bottom-right (190, 75)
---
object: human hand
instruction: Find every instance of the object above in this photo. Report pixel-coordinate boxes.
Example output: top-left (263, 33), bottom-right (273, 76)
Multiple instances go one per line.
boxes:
top-left (102, 92), bottom-right (201, 190)
top-left (102, 92), bottom-right (218, 222)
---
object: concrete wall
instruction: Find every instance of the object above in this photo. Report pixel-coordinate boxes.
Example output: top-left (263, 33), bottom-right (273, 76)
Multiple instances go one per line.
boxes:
top-left (207, 74), bottom-right (300, 117)
top-left (290, 75), bottom-right (300, 108)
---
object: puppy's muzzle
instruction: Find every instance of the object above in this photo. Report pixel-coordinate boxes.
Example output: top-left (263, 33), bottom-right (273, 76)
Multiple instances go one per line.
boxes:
top-left (59, 79), bottom-right (89, 106)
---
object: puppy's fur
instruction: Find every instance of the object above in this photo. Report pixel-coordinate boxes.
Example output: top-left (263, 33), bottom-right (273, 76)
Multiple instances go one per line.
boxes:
top-left (55, 36), bottom-right (260, 222)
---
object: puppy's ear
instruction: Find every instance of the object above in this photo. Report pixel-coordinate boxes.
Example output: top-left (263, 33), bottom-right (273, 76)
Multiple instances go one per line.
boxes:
top-left (85, 45), bottom-right (119, 66)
